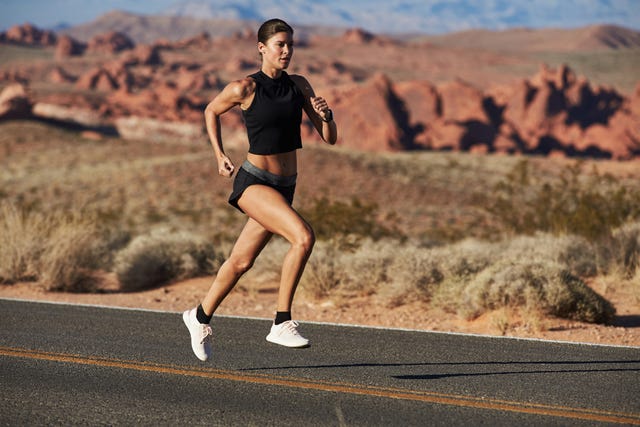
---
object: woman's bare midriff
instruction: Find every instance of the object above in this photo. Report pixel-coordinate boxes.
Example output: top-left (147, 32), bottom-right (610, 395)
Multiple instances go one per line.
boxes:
top-left (247, 150), bottom-right (298, 177)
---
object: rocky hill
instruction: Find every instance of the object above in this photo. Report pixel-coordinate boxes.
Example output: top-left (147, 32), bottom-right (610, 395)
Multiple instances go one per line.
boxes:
top-left (56, 11), bottom-right (347, 45)
top-left (1, 21), bottom-right (639, 159)
top-left (47, 11), bottom-right (640, 50)
top-left (59, 11), bottom-right (259, 44)
top-left (419, 25), bottom-right (640, 52)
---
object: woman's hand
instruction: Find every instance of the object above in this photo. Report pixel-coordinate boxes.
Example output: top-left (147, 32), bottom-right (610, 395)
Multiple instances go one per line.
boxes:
top-left (311, 96), bottom-right (331, 121)
top-left (217, 155), bottom-right (235, 178)
top-left (291, 72), bottom-right (338, 144)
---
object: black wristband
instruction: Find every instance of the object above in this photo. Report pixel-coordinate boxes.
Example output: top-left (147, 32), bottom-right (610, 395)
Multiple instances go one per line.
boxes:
top-left (322, 109), bottom-right (333, 122)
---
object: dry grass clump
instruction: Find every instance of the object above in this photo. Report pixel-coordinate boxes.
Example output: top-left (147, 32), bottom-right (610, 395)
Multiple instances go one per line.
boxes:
top-left (299, 239), bottom-right (394, 299)
top-left (299, 243), bottom-right (343, 299)
top-left (114, 228), bottom-right (221, 292)
top-left (299, 196), bottom-right (402, 247)
top-left (0, 203), bottom-right (103, 291)
top-left (609, 221), bottom-right (640, 279)
top-left (485, 160), bottom-right (640, 240)
top-left (0, 203), bottom-right (48, 283)
top-left (302, 231), bottom-right (623, 324)
top-left (38, 217), bottom-right (103, 292)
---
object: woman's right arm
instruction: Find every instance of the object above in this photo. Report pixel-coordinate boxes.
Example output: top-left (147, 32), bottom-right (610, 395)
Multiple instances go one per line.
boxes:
top-left (204, 78), bottom-right (254, 177)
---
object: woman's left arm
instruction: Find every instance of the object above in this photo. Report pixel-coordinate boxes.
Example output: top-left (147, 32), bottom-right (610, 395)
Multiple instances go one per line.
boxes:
top-left (291, 75), bottom-right (337, 145)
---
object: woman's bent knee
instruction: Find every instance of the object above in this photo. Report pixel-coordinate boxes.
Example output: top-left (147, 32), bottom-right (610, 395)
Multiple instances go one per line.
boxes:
top-left (294, 224), bottom-right (315, 254)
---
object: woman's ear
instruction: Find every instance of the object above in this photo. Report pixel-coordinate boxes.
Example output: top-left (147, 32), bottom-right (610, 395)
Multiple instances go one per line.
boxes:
top-left (257, 42), bottom-right (266, 55)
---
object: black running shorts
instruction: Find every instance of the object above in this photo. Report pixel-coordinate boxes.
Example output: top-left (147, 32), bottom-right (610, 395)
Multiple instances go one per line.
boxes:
top-left (228, 160), bottom-right (297, 213)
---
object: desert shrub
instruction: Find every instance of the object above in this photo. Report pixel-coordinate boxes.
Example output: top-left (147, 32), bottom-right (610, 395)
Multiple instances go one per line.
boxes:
top-left (114, 229), bottom-right (221, 292)
top-left (300, 242), bottom-right (344, 298)
top-left (340, 242), bottom-right (393, 294)
top-left (436, 260), bottom-right (615, 324)
top-left (300, 233), bottom-right (618, 324)
top-left (485, 160), bottom-right (640, 240)
top-left (501, 233), bottom-right (600, 277)
top-left (300, 238), bottom-right (396, 299)
top-left (431, 239), bottom-right (494, 278)
top-left (384, 246), bottom-right (444, 304)
top-left (0, 203), bottom-right (103, 291)
top-left (299, 196), bottom-right (403, 248)
top-left (426, 236), bottom-right (616, 324)
top-left (545, 270), bottom-right (616, 324)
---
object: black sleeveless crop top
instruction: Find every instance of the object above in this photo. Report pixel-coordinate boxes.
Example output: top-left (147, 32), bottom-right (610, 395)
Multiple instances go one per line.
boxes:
top-left (242, 70), bottom-right (304, 155)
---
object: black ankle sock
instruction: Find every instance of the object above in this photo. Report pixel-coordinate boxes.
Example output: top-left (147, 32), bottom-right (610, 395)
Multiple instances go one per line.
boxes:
top-left (274, 311), bottom-right (292, 325)
top-left (196, 304), bottom-right (212, 324)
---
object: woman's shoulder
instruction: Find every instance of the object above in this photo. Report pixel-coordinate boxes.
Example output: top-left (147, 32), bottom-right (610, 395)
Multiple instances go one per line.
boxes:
top-left (224, 76), bottom-right (257, 101)
top-left (288, 73), bottom-right (309, 85)
top-left (288, 74), bottom-right (313, 96)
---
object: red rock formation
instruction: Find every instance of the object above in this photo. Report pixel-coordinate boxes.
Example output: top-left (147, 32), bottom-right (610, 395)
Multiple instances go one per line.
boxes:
top-left (499, 64), bottom-right (635, 158)
top-left (49, 66), bottom-right (77, 84)
top-left (438, 79), bottom-right (489, 123)
top-left (32, 103), bottom-right (107, 127)
top-left (86, 31), bottom-right (135, 55)
top-left (120, 45), bottom-right (163, 66)
top-left (340, 28), bottom-right (393, 46)
top-left (173, 67), bottom-right (219, 91)
top-left (2, 24), bottom-right (632, 160)
top-left (106, 82), bottom-right (205, 123)
top-left (342, 28), bottom-right (375, 44)
top-left (76, 67), bottom-right (118, 91)
top-left (225, 58), bottom-right (258, 73)
top-left (0, 84), bottom-right (33, 120)
top-left (0, 70), bottom-right (29, 84)
top-left (100, 61), bottom-right (137, 92)
top-left (55, 35), bottom-right (86, 59)
top-left (323, 73), bottom-right (412, 151)
top-left (394, 80), bottom-right (441, 148)
top-left (3, 23), bottom-right (56, 46)
top-left (174, 32), bottom-right (212, 49)
top-left (578, 91), bottom-right (640, 159)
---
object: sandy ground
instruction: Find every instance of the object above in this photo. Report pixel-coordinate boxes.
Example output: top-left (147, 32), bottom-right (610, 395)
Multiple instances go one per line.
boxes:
top-left (1, 275), bottom-right (638, 347)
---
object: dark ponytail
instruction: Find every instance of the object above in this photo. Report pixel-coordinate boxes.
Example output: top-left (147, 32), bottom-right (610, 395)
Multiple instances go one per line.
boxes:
top-left (257, 18), bottom-right (294, 44)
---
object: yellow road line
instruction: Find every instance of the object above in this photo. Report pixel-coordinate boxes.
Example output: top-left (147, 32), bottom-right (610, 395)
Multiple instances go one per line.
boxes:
top-left (1, 346), bottom-right (639, 425)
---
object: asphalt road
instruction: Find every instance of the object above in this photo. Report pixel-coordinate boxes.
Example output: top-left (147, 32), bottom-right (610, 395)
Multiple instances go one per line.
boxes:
top-left (1, 298), bottom-right (639, 426)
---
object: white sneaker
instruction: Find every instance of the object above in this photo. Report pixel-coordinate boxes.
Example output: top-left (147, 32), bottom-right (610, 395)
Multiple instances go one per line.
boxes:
top-left (266, 320), bottom-right (310, 348)
top-left (182, 308), bottom-right (212, 361)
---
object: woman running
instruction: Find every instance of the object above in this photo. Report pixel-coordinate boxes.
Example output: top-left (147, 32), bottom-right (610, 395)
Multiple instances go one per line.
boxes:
top-left (183, 18), bottom-right (338, 361)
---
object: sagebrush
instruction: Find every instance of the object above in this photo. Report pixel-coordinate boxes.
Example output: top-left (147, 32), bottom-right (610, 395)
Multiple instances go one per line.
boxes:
top-left (485, 160), bottom-right (640, 240)
top-left (114, 228), bottom-right (222, 292)
top-left (299, 229), bottom-right (634, 324)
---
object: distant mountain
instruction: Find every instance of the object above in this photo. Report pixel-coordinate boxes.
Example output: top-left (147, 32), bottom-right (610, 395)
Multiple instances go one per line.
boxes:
top-left (420, 24), bottom-right (640, 52)
top-left (60, 10), bottom-right (640, 53)
top-left (60, 11), bottom-right (345, 44)
top-left (61, 11), bottom-right (257, 44)
top-left (162, 0), bottom-right (640, 35)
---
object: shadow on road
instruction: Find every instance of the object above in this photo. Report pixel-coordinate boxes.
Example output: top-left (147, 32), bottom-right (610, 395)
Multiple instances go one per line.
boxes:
top-left (239, 359), bottom-right (640, 380)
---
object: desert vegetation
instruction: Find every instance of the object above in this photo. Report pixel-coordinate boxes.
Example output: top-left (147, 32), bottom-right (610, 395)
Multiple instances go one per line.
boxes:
top-left (1, 120), bottom-right (638, 328)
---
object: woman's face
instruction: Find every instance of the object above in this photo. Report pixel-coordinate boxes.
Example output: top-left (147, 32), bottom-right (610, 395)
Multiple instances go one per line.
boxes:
top-left (259, 31), bottom-right (294, 70)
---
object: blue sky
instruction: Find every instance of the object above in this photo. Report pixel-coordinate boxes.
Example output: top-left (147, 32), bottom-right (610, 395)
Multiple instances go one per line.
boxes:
top-left (1, 0), bottom-right (639, 34)
top-left (0, 0), bottom-right (175, 30)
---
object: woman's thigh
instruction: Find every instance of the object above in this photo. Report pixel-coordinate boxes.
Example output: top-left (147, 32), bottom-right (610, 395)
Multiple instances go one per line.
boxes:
top-left (237, 184), bottom-right (311, 243)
